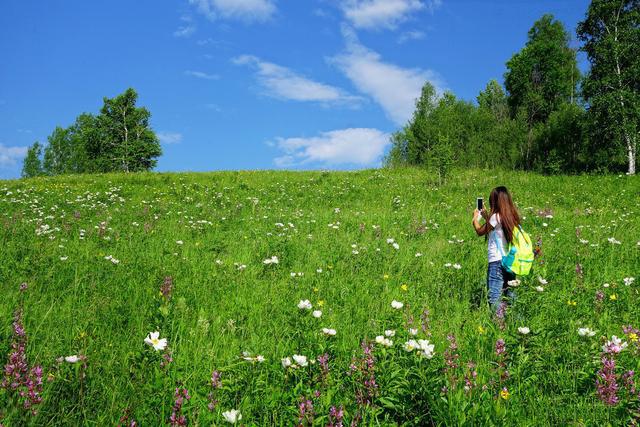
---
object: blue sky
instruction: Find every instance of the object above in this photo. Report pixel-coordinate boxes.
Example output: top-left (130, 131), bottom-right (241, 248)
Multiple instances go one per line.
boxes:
top-left (0, 0), bottom-right (591, 179)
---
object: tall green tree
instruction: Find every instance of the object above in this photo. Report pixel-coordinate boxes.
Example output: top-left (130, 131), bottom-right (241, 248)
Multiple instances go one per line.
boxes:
top-left (504, 14), bottom-right (581, 167)
top-left (577, 0), bottom-right (639, 174)
top-left (43, 126), bottom-right (74, 175)
top-left (475, 80), bottom-right (524, 168)
top-left (477, 79), bottom-right (509, 122)
top-left (22, 88), bottom-right (162, 177)
top-left (97, 88), bottom-right (162, 172)
top-left (21, 142), bottom-right (43, 178)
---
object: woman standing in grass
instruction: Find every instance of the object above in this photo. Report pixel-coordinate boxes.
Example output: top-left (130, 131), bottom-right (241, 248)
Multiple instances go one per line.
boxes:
top-left (472, 186), bottom-right (521, 311)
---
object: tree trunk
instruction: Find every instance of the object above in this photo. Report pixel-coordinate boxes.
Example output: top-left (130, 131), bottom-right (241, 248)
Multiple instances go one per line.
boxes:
top-left (612, 6), bottom-right (636, 175)
top-left (628, 134), bottom-right (636, 175)
top-left (122, 107), bottom-right (129, 173)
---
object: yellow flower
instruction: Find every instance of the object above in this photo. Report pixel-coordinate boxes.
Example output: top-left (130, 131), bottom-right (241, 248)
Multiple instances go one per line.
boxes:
top-left (400, 284), bottom-right (408, 292)
top-left (567, 300), bottom-right (577, 306)
top-left (328, 265), bottom-right (333, 270)
top-left (313, 287), bottom-right (319, 293)
top-left (317, 300), bottom-right (325, 307)
top-left (629, 333), bottom-right (638, 342)
top-left (477, 326), bottom-right (486, 335)
top-left (610, 294), bottom-right (617, 301)
top-left (500, 388), bottom-right (510, 400)
top-left (383, 274), bottom-right (390, 280)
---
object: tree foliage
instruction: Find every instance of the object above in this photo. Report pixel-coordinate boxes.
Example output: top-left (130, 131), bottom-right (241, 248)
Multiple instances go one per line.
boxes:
top-left (23, 88), bottom-right (162, 177)
top-left (577, 0), bottom-right (639, 174)
top-left (387, 5), bottom-right (639, 176)
top-left (21, 142), bottom-right (43, 178)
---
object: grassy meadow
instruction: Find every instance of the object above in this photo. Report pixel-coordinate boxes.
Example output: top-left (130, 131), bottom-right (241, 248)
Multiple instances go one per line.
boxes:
top-left (0, 168), bottom-right (639, 426)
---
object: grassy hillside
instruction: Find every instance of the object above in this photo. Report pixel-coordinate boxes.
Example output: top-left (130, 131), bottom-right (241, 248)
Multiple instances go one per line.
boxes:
top-left (1, 169), bottom-right (638, 426)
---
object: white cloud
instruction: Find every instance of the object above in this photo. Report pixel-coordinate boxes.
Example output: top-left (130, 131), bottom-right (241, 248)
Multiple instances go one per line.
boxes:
top-left (157, 132), bottom-right (183, 144)
top-left (0, 144), bottom-right (28, 167)
top-left (331, 26), bottom-right (445, 125)
top-left (184, 70), bottom-right (220, 80)
top-left (271, 128), bottom-right (390, 167)
top-left (174, 16), bottom-right (196, 38)
top-left (188, 0), bottom-right (276, 22)
top-left (397, 30), bottom-right (425, 44)
top-left (174, 25), bottom-right (196, 38)
top-left (341, 0), bottom-right (427, 30)
top-left (233, 55), bottom-right (361, 105)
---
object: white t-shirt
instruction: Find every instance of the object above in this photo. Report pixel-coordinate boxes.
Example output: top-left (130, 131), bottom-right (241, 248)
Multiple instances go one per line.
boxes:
top-left (487, 213), bottom-right (508, 263)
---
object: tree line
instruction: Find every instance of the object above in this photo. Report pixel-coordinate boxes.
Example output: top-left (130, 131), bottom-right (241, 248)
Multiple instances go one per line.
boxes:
top-left (22, 88), bottom-right (162, 178)
top-left (386, 0), bottom-right (639, 176)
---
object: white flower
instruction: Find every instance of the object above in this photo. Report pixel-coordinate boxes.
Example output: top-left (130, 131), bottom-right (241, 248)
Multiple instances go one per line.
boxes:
top-left (415, 252), bottom-right (423, 257)
top-left (507, 279), bottom-right (521, 287)
top-left (453, 263), bottom-right (462, 270)
top-left (403, 340), bottom-right (419, 352)
top-left (579, 238), bottom-right (589, 244)
top-left (602, 336), bottom-right (628, 353)
top-left (608, 237), bottom-right (621, 244)
top-left (535, 286), bottom-right (544, 292)
top-left (293, 354), bottom-right (308, 367)
top-left (312, 310), bottom-right (322, 318)
top-left (444, 263), bottom-right (452, 267)
top-left (60, 256), bottom-right (68, 261)
top-left (322, 328), bottom-right (336, 336)
top-left (384, 330), bottom-right (395, 337)
top-left (538, 277), bottom-right (548, 285)
top-left (578, 327), bottom-right (596, 337)
top-left (542, 222), bottom-right (548, 227)
top-left (603, 283), bottom-right (610, 288)
top-left (375, 335), bottom-right (385, 344)
top-left (316, 268), bottom-right (323, 273)
top-left (255, 355), bottom-right (265, 363)
top-left (418, 340), bottom-right (435, 358)
top-left (391, 300), bottom-right (404, 310)
top-left (386, 238), bottom-right (395, 244)
top-left (392, 242), bottom-right (400, 250)
top-left (623, 277), bottom-right (635, 286)
top-left (64, 355), bottom-right (80, 363)
top-left (409, 328), bottom-right (418, 336)
top-left (222, 409), bottom-right (242, 424)
top-left (297, 300), bottom-right (312, 310)
top-left (176, 240), bottom-right (183, 245)
top-left (281, 357), bottom-right (292, 368)
top-left (263, 256), bottom-right (279, 264)
top-left (144, 331), bottom-right (168, 351)
top-left (518, 327), bottom-right (530, 335)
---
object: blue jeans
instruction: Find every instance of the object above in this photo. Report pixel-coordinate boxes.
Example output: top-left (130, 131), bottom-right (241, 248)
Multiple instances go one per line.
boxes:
top-left (487, 261), bottom-right (516, 311)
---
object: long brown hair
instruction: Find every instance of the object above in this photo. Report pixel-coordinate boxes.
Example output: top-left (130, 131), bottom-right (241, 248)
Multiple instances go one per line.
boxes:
top-left (489, 186), bottom-right (520, 244)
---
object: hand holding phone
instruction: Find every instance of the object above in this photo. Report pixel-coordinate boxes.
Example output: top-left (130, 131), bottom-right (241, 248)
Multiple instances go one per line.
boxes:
top-left (476, 198), bottom-right (484, 222)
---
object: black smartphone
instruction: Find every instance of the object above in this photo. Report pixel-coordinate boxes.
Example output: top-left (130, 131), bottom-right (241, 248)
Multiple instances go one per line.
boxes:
top-left (477, 197), bottom-right (483, 210)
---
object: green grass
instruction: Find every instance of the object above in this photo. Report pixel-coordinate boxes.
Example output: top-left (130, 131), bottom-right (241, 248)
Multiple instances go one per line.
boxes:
top-left (0, 168), bottom-right (638, 426)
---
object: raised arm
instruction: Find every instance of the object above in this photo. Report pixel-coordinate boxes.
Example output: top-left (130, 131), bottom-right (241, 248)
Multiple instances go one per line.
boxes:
top-left (472, 208), bottom-right (491, 236)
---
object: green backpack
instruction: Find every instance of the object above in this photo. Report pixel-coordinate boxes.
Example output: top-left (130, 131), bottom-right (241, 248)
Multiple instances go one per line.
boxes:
top-left (494, 224), bottom-right (534, 276)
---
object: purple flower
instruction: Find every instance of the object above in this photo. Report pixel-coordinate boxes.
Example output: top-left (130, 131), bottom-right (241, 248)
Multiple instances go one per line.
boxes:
top-left (207, 370), bottom-right (221, 411)
top-left (1, 309), bottom-right (43, 415)
top-left (160, 276), bottom-right (173, 300)
top-left (596, 357), bottom-right (619, 406)
top-left (169, 387), bottom-right (190, 426)
top-left (297, 396), bottom-right (314, 426)
top-left (328, 405), bottom-right (344, 427)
